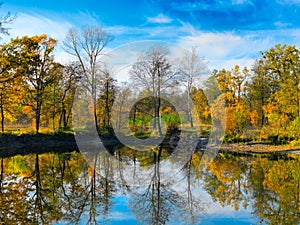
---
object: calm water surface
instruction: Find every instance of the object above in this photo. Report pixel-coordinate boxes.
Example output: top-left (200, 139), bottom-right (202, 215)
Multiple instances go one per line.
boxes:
top-left (0, 146), bottom-right (299, 225)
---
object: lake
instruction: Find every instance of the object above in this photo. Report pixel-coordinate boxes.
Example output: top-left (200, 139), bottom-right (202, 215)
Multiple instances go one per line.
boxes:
top-left (0, 146), bottom-right (299, 224)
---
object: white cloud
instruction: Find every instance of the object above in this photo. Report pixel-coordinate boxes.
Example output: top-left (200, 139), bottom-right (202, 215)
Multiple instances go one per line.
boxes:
top-left (3, 13), bottom-right (72, 43)
top-left (147, 13), bottom-right (172, 24)
top-left (176, 30), bottom-right (274, 70)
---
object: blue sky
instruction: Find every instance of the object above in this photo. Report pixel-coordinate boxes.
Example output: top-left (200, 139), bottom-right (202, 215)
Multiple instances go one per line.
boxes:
top-left (2, 0), bottom-right (300, 71)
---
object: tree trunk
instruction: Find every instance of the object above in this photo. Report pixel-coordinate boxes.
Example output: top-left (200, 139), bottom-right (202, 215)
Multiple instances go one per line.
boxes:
top-left (157, 72), bottom-right (162, 136)
top-left (157, 96), bottom-right (162, 136)
top-left (0, 93), bottom-right (4, 133)
top-left (93, 97), bottom-right (98, 130)
top-left (0, 157), bottom-right (3, 192)
top-left (105, 80), bottom-right (110, 127)
top-left (36, 105), bottom-right (41, 135)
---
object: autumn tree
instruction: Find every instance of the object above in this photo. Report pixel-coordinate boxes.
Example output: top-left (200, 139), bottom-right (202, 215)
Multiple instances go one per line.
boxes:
top-left (3, 34), bottom-right (60, 134)
top-left (63, 26), bottom-right (114, 129)
top-left (215, 65), bottom-right (250, 136)
top-left (0, 43), bottom-right (22, 132)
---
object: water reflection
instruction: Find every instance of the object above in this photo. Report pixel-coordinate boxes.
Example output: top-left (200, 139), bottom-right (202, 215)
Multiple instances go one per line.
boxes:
top-left (1, 149), bottom-right (300, 224)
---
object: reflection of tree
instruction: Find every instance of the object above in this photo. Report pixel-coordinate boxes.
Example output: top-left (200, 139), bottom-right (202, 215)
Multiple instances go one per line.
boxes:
top-left (31, 153), bottom-right (63, 223)
top-left (4, 150), bottom-right (300, 224)
top-left (181, 154), bottom-right (206, 225)
top-left (0, 156), bottom-right (35, 224)
top-left (129, 147), bottom-right (206, 225)
top-left (202, 155), bottom-right (300, 225)
top-left (0, 152), bottom-right (119, 224)
top-left (250, 158), bottom-right (300, 225)
top-left (202, 155), bottom-right (249, 211)
top-left (129, 147), bottom-right (173, 224)
top-left (58, 152), bottom-right (116, 224)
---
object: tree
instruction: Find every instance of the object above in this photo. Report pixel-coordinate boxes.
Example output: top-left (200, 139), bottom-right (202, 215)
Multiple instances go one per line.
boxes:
top-left (112, 82), bottom-right (132, 131)
top-left (130, 47), bottom-right (176, 136)
top-left (97, 68), bottom-right (116, 130)
top-left (178, 46), bottom-right (207, 127)
top-left (215, 65), bottom-right (250, 136)
top-left (4, 34), bottom-right (60, 134)
top-left (191, 87), bottom-right (210, 125)
top-left (261, 44), bottom-right (300, 126)
top-left (63, 26), bottom-right (114, 129)
top-left (204, 69), bottom-right (222, 104)
top-left (0, 39), bottom-right (24, 132)
top-left (247, 59), bottom-right (272, 127)
top-left (57, 62), bottom-right (81, 129)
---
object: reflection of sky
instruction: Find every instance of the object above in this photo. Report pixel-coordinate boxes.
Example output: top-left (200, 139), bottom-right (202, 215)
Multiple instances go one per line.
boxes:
top-left (55, 180), bottom-right (260, 225)
top-left (84, 192), bottom-right (256, 225)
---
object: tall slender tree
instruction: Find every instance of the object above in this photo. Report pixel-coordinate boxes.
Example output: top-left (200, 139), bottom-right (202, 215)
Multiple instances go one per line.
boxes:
top-left (178, 47), bottom-right (207, 127)
top-left (63, 26), bottom-right (114, 129)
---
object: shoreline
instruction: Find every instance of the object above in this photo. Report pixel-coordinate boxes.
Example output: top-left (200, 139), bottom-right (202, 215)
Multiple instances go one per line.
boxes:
top-left (1, 133), bottom-right (300, 157)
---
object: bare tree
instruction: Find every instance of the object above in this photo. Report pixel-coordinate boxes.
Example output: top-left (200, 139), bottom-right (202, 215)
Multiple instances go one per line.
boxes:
top-left (179, 47), bottom-right (207, 128)
top-left (130, 47), bottom-right (176, 136)
top-left (63, 26), bottom-right (114, 129)
top-left (0, 4), bottom-right (15, 36)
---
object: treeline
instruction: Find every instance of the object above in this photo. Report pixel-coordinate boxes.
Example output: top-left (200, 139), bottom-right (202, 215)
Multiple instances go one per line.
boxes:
top-left (0, 27), bottom-right (117, 134)
top-left (207, 44), bottom-right (300, 144)
top-left (0, 25), bottom-right (299, 144)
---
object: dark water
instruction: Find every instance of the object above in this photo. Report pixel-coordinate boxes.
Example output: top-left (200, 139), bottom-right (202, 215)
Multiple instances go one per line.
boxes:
top-left (0, 147), bottom-right (300, 225)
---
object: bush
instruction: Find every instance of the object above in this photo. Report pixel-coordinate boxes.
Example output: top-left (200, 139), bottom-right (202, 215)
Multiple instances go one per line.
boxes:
top-left (268, 134), bottom-right (291, 145)
top-left (166, 123), bottom-right (180, 137)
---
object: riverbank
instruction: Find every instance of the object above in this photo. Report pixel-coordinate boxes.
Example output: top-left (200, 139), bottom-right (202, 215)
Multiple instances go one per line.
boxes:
top-left (1, 133), bottom-right (300, 158)
top-left (219, 143), bottom-right (300, 155)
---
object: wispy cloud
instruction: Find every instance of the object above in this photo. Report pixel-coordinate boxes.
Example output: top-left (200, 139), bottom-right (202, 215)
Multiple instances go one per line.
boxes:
top-left (147, 13), bottom-right (172, 24)
top-left (176, 29), bottom-right (275, 70)
top-left (276, 0), bottom-right (300, 5)
top-left (2, 12), bottom-right (72, 42)
top-left (231, 0), bottom-right (253, 5)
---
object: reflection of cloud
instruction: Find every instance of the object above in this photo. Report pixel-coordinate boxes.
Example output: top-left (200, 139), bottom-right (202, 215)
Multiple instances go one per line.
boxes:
top-left (109, 211), bottom-right (135, 221)
top-left (147, 14), bottom-right (172, 24)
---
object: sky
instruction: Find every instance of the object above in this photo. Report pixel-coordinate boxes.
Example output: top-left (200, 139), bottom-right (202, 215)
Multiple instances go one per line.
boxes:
top-left (1, 0), bottom-right (300, 73)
